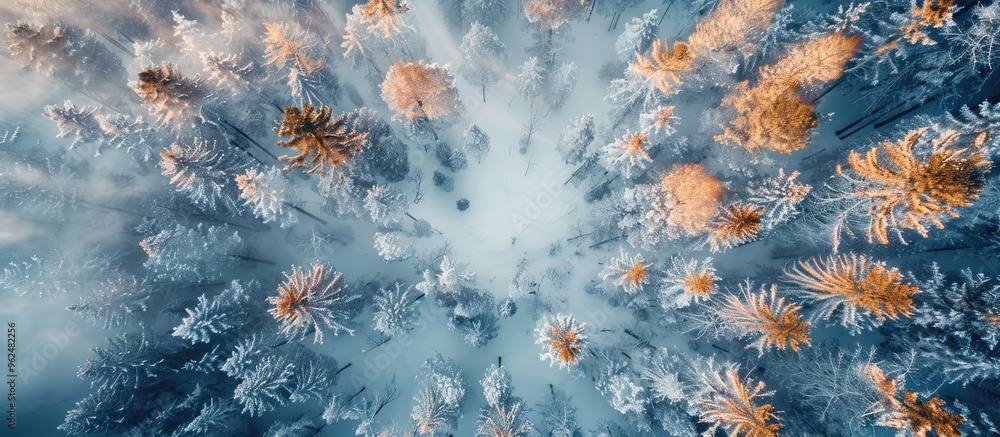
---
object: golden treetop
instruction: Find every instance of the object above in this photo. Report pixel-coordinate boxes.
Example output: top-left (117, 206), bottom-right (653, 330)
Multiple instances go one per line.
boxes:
top-left (274, 105), bottom-right (368, 176)
top-left (720, 284), bottom-right (811, 353)
top-left (262, 22), bottom-right (325, 74)
top-left (708, 203), bottom-right (764, 252)
top-left (359, 0), bottom-right (409, 36)
top-left (900, 0), bottom-right (955, 45)
top-left (716, 78), bottom-right (818, 154)
top-left (659, 163), bottom-right (725, 235)
top-left (621, 262), bottom-right (649, 287)
top-left (134, 63), bottom-right (207, 125)
top-left (629, 39), bottom-right (693, 95)
top-left (381, 60), bottom-right (462, 121)
top-left (862, 364), bottom-right (965, 437)
top-left (759, 33), bottom-right (861, 89)
top-left (716, 32), bottom-right (858, 154)
top-left (159, 143), bottom-right (211, 190)
top-left (687, 0), bottom-right (785, 58)
top-left (523, 0), bottom-right (589, 30)
top-left (847, 128), bottom-right (990, 244)
top-left (538, 314), bottom-right (588, 367)
top-left (267, 263), bottom-right (356, 343)
top-left (683, 271), bottom-right (718, 297)
top-left (787, 254), bottom-right (918, 321)
top-left (650, 106), bottom-right (678, 132)
top-left (699, 366), bottom-right (781, 437)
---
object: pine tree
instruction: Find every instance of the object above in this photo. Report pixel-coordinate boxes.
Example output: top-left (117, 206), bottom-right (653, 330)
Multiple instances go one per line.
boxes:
top-left (463, 124), bottom-right (491, 163)
top-left (862, 364), bottom-right (964, 437)
top-left (707, 203), bottom-right (764, 252)
top-left (373, 231), bottom-right (416, 262)
top-left (372, 282), bottom-right (422, 335)
top-left (638, 105), bottom-right (679, 137)
top-left (686, 0), bottom-right (786, 60)
top-left (523, 0), bottom-right (591, 30)
top-left (412, 355), bottom-right (468, 435)
top-left (359, 0), bottom-right (411, 36)
top-left (477, 365), bottom-right (533, 437)
top-left (546, 61), bottom-right (578, 110)
top-left (364, 185), bottom-right (408, 228)
top-left (262, 21), bottom-right (325, 74)
top-left (556, 114), bottom-right (595, 164)
top-left (599, 248), bottom-right (652, 299)
top-left (159, 139), bottom-right (245, 211)
top-left (658, 163), bottom-right (724, 236)
top-left (716, 32), bottom-right (860, 154)
top-left (535, 313), bottom-right (588, 370)
top-left (199, 51), bottom-right (257, 93)
top-left (133, 63), bottom-right (207, 126)
top-left (601, 131), bottom-right (652, 179)
top-left (786, 254), bottom-right (918, 333)
top-left (235, 167), bottom-right (300, 228)
top-left (614, 9), bottom-right (660, 63)
top-left (537, 387), bottom-right (578, 437)
top-left (628, 39), bottom-right (693, 95)
top-left (660, 257), bottom-right (719, 309)
top-left (896, 0), bottom-right (956, 47)
top-left (233, 356), bottom-right (295, 417)
top-left (697, 364), bottom-right (781, 437)
top-left (139, 223), bottom-right (243, 283)
top-left (267, 263), bottom-right (363, 343)
top-left (716, 282), bottom-right (810, 354)
top-left (459, 22), bottom-right (509, 102)
top-left (381, 60), bottom-right (464, 122)
top-left (841, 127), bottom-right (990, 245)
top-left (745, 168), bottom-right (811, 230)
top-left (173, 280), bottom-right (258, 344)
top-left (4, 21), bottom-right (124, 90)
top-left (43, 101), bottom-right (104, 154)
top-left (515, 57), bottom-right (547, 104)
top-left (274, 105), bottom-right (368, 176)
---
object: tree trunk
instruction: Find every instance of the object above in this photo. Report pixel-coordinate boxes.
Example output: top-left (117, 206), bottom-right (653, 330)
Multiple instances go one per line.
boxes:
top-left (288, 204), bottom-right (328, 225)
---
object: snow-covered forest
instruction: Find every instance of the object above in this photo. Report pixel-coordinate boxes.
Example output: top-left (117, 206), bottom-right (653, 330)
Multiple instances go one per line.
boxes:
top-left (1, 0), bottom-right (999, 435)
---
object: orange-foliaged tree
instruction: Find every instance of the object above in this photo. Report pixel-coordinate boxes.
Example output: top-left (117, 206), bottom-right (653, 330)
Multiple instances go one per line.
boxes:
top-left (381, 60), bottom-right (463, 122)
top-left (359, 0), bottom-right (410, 37)
top-left (686, 0), bottom-right (786, 59)
top-left (535, 313), bottom-right (588, 370)
top-left (273, 105), bottom-right (367, 176)
top-left (717, 33), bottom-right (861, 154)
top-left (863, 364), bottom-right (965, 437)
top-left (629, 39), bottom-right (693, 95)
top-left (262, 21), bottom-right (325, 75)
top-left (708, 203), bottom-right (764, 252)
top-left (899, 0), bottom-right (956, 46)
top-left (658, 163), bottom-right (725, 236)
top-left (698, 365), bottom-right (781, 437)
top-left (523, 0), bottom-right (590, 31)
top-left (845, 127), bottom-right (990, 245)
top-left (717, 283), bottom-right (810, 354)
top-left (267, 263), bottom-right (362, 344)
top-left (786, 254), bottom-right (918, 333)
top-left (134, 63), bottom-right (207, 126)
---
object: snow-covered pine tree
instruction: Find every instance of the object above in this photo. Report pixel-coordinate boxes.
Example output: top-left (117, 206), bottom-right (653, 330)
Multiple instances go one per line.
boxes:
top-left (463, 124), bottom-right (491, 163)
top-left (556, 114), bottom-right (595, 164)
top-left (515, 57), bottom-right (547, 104)
top-left (546, 62), bottom-right (578, 110)
top-left (459, 22), bottom-right (510, 102)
